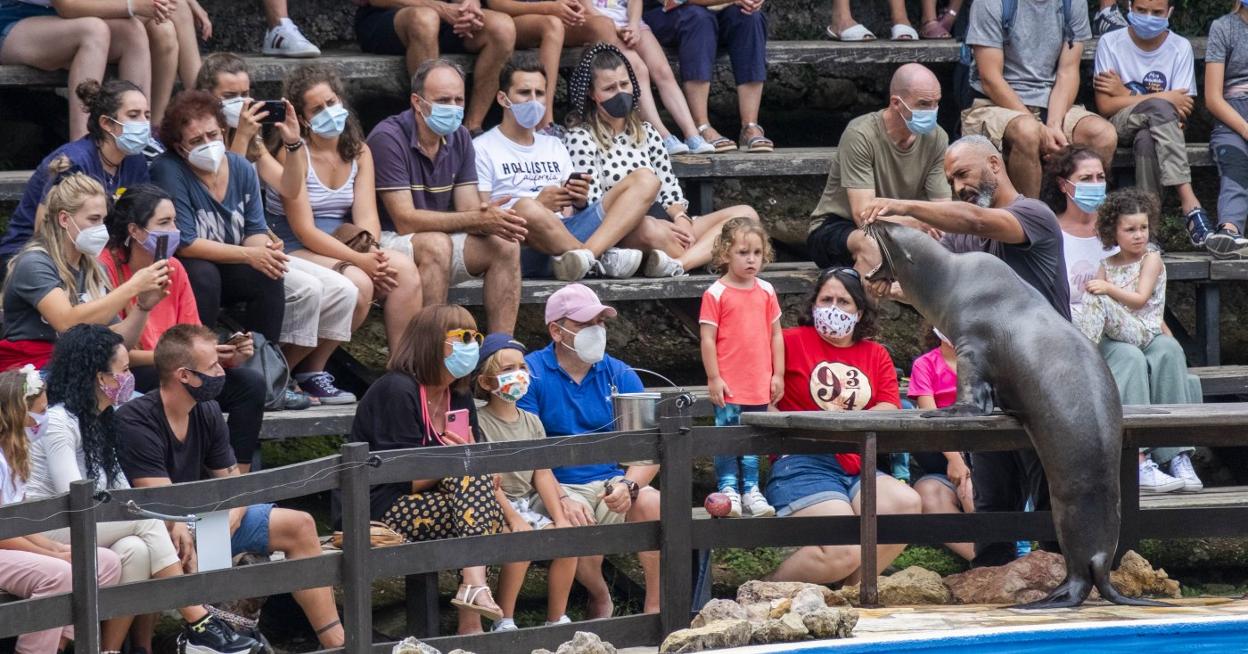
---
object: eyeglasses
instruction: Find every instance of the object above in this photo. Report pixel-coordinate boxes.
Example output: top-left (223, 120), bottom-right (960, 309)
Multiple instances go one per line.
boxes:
top-left (822, 266), bottom-right (861, 280)
top-left (446, 329), bottom-right (484, 345)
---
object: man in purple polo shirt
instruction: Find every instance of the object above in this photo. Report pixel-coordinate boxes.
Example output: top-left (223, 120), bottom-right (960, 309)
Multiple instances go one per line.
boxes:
top-left (367, 58), bottom-right (522, 333)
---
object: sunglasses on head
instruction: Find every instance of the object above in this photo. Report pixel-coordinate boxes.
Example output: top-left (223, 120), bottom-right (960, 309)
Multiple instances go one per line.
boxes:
top-left (822, 266), bottom-right (861, 280)
top-left (446, 329), bottom-right (484, 345)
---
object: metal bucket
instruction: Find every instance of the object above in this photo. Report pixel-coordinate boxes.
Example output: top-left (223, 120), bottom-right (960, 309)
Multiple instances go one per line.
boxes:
top-left (613, 392), bottom-right (661, 431)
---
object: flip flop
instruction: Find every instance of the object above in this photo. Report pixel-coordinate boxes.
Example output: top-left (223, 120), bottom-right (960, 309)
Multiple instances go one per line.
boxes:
top-left (825, 23), bottom-right (876, 41)
top-left (891, 23), bottom-right (920, 40)
top-left (920, 19), bottom-right (952, 39)
top-left (697, 123), bottom-right (736, 152)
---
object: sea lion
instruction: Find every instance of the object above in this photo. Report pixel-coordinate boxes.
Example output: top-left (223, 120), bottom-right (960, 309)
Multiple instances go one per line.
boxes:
top-left (864, 219), bottom-right (1163, 609)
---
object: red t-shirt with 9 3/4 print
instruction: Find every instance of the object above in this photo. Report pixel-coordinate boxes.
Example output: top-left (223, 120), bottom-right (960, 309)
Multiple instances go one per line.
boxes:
top-left (777, 326), bottom-right (900, 475)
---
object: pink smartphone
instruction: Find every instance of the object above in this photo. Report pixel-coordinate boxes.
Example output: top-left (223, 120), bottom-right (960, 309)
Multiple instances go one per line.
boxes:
top-left (444, 409), bottom-right (472, 444)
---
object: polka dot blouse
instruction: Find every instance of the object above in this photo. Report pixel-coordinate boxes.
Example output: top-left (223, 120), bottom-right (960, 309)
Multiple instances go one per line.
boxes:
top-left (563, 121), bottom-right (687, 211)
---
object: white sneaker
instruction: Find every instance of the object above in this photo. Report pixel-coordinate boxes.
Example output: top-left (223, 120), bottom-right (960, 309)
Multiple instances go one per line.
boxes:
top-left (743, 487), bottom-right (775, 517)
top-left (262, 18), bottom-right (321, 58)
top-left (552, 248), bottom-right (594, 281)
top-left (544, 615), bottom-right (571, 626)
top-left (643, 250), bottom-right (685, 277)
top-left (1168, 453), bottom-right (1204, 493)
top-left (595, 247), bottom-right (643, 278)
top-left (491, 617), bottom-right (517, 632)
top-left (721, 487), bottom-right (742, 518)
top-left (1139, 459), bottom-right (1185, 494)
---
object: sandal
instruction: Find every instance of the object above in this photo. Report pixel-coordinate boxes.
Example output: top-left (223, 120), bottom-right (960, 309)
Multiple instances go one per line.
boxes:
top-left (825, 23), bottom-right (876, 41)
top-left (938, 8), bottom-right (957, 34)
top-left (920, 19), bottom-right (952, 39)
top-left (891, 23), bottom-right (919, 41)
top-left (697, 123), bottom-right (736, 152)
top-left (738, 123), bottom-right (774, 153)
top-left (451, 584), bottom-right (504, 621)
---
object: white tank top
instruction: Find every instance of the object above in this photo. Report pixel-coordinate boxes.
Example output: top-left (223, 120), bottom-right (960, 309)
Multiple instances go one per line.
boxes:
top-left (266, 147), bottom-right (357, 221)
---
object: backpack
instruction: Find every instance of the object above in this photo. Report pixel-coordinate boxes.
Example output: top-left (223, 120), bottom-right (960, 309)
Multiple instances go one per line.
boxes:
top-left (952, 0), bottom-right (1077, 119)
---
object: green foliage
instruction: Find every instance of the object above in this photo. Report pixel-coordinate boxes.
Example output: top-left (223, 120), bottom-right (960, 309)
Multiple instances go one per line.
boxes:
top-left (890, 545), bottom-right (970, 578)
top-left (713, 547), bottom-right (789, 584)
top-left (260, 435), bottom-right (345, 468)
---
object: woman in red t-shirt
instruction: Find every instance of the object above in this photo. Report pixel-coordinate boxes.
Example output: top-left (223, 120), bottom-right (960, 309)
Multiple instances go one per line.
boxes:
top-left (765, 267), bottom-right (922, 585)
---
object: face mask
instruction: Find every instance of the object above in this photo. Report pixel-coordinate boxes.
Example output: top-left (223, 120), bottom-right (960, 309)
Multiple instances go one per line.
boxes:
top-left (221, 97), bottom-right (246, 129)
top-left (813, 306), bottom-right (860, 341)
top-left (899, 99), bottom-right (939, 136)
top-left (1128, 10), bottom-right (1169, 39)
top-left (25, 411), bottom-right (47, 440)
top-left (493, 369), bottom-right (530, 403)
top-left (70, 221), bottom-right (110, 258)
top-left (139, 229), bottom-right (181, 256)
top-left (101, 371), bottom-right (135, 407)
top-left (187, 140), bottom-right (226, 173)
top-left (505, 98), bottom-right (546, 130)
top-left (445, 340), bottom-right (480, 379)
top-left (310, 103), bottom-right (349, 138)
top-left (109, 118), bottom-right (151, 156)
top-left (421, 101), bottom-right (464, 136)
top-left (600, 91), bottom-right (634, 119)
top-left (183, 369), bottom-right (226, 403)
top-left (1067, 180), bottom-right (1107, 213)
top-left (560, 323), bottom-right (607, 364)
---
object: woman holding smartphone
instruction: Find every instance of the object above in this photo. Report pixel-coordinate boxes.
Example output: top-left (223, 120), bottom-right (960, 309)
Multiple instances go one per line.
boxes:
top-left (350, 304), bottom-right (507, 634)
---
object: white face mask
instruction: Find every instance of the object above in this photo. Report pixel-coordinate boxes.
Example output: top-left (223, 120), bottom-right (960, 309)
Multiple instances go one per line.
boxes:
top-left (221, 97), bottom-right (246, 129)
top-left (560, 323), bottom-right (606, 364)
top-left (813, 306), bottom-right (860, 341)
top-left (187, 140), bottom-right (226, 173)
top-left (69, 220), bottom-right (110, 257)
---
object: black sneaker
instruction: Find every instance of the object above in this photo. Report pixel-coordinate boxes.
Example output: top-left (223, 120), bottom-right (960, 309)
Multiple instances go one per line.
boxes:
top-left (1185, 207), bottom-right (1216, 248)
top-left (1204, 222), bottom-right (1240, 257)
top-left (179, 615), bottom-right (260, 653)
top-left (1092, 5), bottom-right (1127, 36)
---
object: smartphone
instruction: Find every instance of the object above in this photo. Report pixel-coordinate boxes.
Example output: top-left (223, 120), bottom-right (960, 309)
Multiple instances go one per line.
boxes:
top-left (225, 331), bottom-right (249, 347)
top-left (258, 100), bottom-right (286, 124)
top-left (154, 233), bottom-right (170, 261)
top-left (445, 409), bottom-right (472, 444)
top-left (566, 172), bottom-right (590, 185)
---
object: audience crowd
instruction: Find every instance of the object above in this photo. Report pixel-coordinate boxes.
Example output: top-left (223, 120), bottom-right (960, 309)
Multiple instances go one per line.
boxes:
top-left (0, 0), bottom-right (1246, 648)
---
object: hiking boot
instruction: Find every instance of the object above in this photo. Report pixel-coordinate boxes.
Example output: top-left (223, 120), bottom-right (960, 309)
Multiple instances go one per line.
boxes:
top-left (1186, 207), bottom-right (1216, 247)
top-left (296, 372), bottom-right (356, 405)
top-left (720, 487), bottom-right (743, 518)
top-left (1205, 222), bottom-right (1244, 258)
top-left (1169, 453), bottom-right (1204, 493)
top-left (743, 487), bottom-right (776, 517)
top-left (595, 247), bottom-right (643, 278)
top-left (1092, 5), bottom-right (1127, 35)
top-left (552, 248), bottom-right (595, 281)
top-left (179, 614), bottom-right (260, 654)
top-left (1139, 459), bottom-right (1184, 494)
top-left (262, 18), bottom-right (321, 58)
top-left (643, 250), bottom-right (685, 278)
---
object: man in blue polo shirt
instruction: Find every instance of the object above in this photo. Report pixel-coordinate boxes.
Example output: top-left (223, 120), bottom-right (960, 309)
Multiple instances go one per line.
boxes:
top-left (367, 58), bottom-right (522, 333)
top-left (517, 283), bottom-right (661, 618)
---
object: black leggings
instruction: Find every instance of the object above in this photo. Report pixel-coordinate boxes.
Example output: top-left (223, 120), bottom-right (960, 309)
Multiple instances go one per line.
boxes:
top-left (181, 258), bottom-right (285, 343)
top-left (132, 364), bottom-right (267, 464)
top-left (969, 449), bottom-right (1052, 567)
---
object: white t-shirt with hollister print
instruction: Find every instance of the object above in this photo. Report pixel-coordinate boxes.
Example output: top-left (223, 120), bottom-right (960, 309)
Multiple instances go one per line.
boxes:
top-left (473, 127), bottom-right (574, 210)
top-left (1093, 28), bottom-right (1196, 97)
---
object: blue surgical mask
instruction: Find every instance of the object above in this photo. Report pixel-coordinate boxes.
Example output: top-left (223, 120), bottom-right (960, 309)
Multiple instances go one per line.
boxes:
top-left (506, 98), bottom-right (546, 130)
top-left (109, 117), bottom-right (151, 156)
top-left (899, 98), bottom-right (939, 136)
top-left (421, 100), bottom-right (464, 136)
top-left (310, 104), bottom-right (349, 138)
top-left (1127, 10), bottom-right (1169, 39)
top-left (445, 340), bottom-right (480, 379)
top-left (1068, 181), bottom-right (1107, 213)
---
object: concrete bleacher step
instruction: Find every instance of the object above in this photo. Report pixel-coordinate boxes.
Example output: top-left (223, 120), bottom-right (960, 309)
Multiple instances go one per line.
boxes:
top-left (0, 38), bottom-right (1209, 89)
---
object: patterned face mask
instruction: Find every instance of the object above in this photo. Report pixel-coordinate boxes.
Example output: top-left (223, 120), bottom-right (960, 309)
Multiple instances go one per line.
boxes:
top-left (813, 305), bottom-right (860, 341)
top-left (492, 369), bottom-right (530, 403)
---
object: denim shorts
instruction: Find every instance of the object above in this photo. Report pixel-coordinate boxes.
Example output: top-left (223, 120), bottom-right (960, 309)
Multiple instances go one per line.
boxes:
top-left (230, 503), bottom-right (275, 555)
top-left (520, 200), bottom-right (606, 277)
top-left (0, 0), bottom-right (56, 53)
top-left (764, 454), bottom-right (885, 517)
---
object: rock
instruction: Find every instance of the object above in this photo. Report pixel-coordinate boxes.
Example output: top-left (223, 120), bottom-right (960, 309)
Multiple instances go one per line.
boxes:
top-left (690, 598), bottom-right (749, 628)
top-left (391, 638), bottom-right (440, 654)
top-left (750, 612), bottom-right (809, 644)
top-left (659, 619), bottom-right (752, 653)
top-left (446, 650), bottom-right (476, 654)
top-left (840, 566), bottom-right (952, 606)
top-left (767, 598), bottom-right (792, 619)
top-left (531, 651), bottom-right (555, 654)
top-left (790, 587), bottom-right (832, 616)
top-left (736, 580), bottom-right (843, 607)
top-left (1110, 550), bottom-right (1182, 599)
top-left (943, 551), bottom-right (1068, 605)
top-left (802, 607), bottom-right (859, 639)
top-left (555, 631), bottom-right (617, 654)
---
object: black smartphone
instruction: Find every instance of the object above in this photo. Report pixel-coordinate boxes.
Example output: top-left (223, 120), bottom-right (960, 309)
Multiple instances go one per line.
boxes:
top-left (154, 234), bottom-right (169, 261)
top-left (565, 171), bottom-right (590, 186)
top-left (258, 100), bottom-right (286, 124)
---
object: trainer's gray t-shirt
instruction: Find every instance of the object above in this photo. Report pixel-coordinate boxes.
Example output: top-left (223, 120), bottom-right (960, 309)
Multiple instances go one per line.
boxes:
top-left (967, 0), bottom-right (1091, 108)
top-left (1207, 13), bottom-right (1248, 98)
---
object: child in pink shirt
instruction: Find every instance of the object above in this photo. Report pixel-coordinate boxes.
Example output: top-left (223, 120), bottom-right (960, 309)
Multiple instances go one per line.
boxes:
top-left (699, 218), bottom-right (783, 518)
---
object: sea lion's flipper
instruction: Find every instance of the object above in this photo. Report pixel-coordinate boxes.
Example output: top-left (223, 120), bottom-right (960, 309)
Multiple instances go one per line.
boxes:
top-left (1010, 574), bottom-right (1093, 610)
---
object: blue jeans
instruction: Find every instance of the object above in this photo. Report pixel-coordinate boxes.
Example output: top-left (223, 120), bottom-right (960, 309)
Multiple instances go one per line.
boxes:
top-left (713, 403), bottom-right (768, 492)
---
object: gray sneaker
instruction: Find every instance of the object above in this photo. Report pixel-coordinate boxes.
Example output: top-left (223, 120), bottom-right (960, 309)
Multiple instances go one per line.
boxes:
top-left (595, 247), bottom-right (643, 278)
top-left (552, 248), bottom-right (594, 281)
top-left (642, 250), bottom-right (685, 278)
top-left (1092, 5), bottom-right (1127, 36)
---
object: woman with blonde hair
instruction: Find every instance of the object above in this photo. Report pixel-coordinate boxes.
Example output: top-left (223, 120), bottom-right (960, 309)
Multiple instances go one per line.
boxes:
top-left (0, 165), bottom-right (168, 370)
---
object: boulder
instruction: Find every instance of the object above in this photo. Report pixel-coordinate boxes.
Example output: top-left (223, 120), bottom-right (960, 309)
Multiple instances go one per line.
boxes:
top-left (555, 631), bottom-right (617, 654)
top-left (690, 598), bottom-right (749, 628)
top-left (749, 612), bottom-right (810, 644)
top-left (802, 607), bottom-right (859, 639)
top-left (767, 598), bottom-right (792, 619)
top-left (659, 619), bottom-right (752, 653)
top-left (1109, 550), bottom-right (1182, 599)
top-left (736, 580), bottom-right (843, 607)
top-left (942, 551), bottom-right (1068, 605)
top-left (391, 638), bottom-right (440, 654)
top-left (840, 566), bottom-right (953, 606)
top-left (789, 587), bottom-right (831, 616)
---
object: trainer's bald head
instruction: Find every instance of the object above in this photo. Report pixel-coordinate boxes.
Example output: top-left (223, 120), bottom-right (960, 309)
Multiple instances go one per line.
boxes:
top-left (889, 64), bottom-right (941, 99)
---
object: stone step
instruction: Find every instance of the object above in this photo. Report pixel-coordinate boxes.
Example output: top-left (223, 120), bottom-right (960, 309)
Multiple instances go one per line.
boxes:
top-left (0, 38), bottom-right (1208, 88)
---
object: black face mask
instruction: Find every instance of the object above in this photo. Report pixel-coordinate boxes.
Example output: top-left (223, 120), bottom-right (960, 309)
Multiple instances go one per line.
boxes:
top-left (600, 91), bottom-right (634, 118)
top-left (182, 369), bottom-right (226, 403)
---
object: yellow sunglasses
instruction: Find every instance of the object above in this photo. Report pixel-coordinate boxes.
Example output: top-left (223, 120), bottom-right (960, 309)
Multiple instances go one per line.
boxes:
top-left (446, 329), bottom-right (484, 345)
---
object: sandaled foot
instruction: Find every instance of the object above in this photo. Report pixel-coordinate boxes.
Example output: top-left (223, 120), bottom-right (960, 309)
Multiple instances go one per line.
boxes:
top-left (937, 8), bottom-right (957, 33)
top-left (697, 123), bottom-right (736, 152)
top-left (451, 584), bottom-right (504, 622)
top-left (739, 123), bottom-right (774, 152)
top-left (920, 19), bottom-right (951, 39)
top-left (826, 23), bottom-right (876, 41)
top-left (891, 23), bottom-right (919, 40)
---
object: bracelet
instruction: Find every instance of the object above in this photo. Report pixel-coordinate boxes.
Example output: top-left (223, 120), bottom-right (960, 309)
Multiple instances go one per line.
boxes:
top-left (284, 139), bottom-right (304, 152)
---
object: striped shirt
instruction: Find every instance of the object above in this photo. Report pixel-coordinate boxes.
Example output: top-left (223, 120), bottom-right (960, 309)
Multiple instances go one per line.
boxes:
top-left (265, 146), bottom-right (357, 223)
top-left (366, 108), bottom-right (478, 233)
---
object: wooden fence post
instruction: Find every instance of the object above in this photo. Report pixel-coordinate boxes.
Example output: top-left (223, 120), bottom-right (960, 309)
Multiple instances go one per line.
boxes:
top-left (68, 480), bottom-right (99, 653)
top-left (658, 392), bottom-right (693, 636)
top-left (858, 432), bottom-right (879, 608)
top-left (341, 442), bottom-right (373, 653)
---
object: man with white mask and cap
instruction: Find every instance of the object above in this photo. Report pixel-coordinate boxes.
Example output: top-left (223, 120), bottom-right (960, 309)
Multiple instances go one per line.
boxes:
top-left (517, 283), bottom-right (661, 619)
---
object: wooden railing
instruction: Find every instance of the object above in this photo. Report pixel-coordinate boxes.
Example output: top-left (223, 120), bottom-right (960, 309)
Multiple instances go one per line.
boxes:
top-left (2, 398), bottom-right (1248, 653)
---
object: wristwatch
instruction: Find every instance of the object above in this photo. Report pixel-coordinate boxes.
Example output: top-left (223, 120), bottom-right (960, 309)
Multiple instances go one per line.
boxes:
top-left (618, 479), bottom-right (640, 501)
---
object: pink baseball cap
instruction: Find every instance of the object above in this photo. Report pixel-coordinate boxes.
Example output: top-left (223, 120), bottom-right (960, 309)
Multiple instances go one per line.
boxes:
top-left (545, 283), bottom-right (618, 324)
